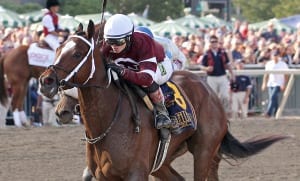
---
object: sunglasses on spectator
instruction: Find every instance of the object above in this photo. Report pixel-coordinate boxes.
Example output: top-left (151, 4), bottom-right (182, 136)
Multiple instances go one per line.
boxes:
top-left (210, 40), bottom-right (218, 43)
top-left (105, 38), bottom-right (126, 46)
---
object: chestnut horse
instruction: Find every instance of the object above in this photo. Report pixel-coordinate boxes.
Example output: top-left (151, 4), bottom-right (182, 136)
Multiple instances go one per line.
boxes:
top-left (0, 46), bottom-right (46, 126)
top-left (55, 88), bottom-right (79, 124)
top-left (39, 21), bottom-right (288, 180)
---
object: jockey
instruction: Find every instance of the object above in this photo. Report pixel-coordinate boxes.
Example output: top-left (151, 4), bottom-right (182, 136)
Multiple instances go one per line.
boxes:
top-left (135, 26), bottom-right (187, 70)
top-left (42, 0), bottom-right (62, 51)
top-left (102, 14), bottom-right (173, 129)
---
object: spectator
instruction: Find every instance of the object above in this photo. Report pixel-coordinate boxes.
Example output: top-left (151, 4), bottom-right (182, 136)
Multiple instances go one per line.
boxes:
top-left (281, 44), bottom-right (294, 65)
top-left (29, 80), bottom-right (42, 126)
top-left (230, 60), bottom-right (252, 120)
top-left (293, 37), bottom-right (300, 64)
top-left (261, 48), bottom-right (289, 118)
top-left (201, 35), bottom-right (235, 115)
top-left (36, 93), bottom-right (60, 126)
top-left (261, 21), bottom-right (279, 43)
top-left (231, 38), bottom-right (243, 63)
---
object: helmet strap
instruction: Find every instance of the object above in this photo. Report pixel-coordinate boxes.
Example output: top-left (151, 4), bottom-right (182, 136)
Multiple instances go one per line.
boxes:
top-left (124, 36), bottom-right (132, 52)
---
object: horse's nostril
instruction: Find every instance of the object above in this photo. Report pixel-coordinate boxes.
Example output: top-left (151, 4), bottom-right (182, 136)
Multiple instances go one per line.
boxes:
top-left (74, 104), bottom-right (80, 114)
top-left (44, 77), bottom-right (55, 85)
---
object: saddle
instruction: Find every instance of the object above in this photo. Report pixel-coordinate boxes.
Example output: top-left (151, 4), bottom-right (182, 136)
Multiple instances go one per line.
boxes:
top-left (37, 40), bottom-right (53, 50)
top-left (118, 79), bottom-right (197, 135)
top-left (27, 42), bottom-right (55, 68)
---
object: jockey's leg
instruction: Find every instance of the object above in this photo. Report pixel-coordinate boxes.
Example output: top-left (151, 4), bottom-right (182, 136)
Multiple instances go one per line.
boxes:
top-left (145, 82), bottom-right (172, 129)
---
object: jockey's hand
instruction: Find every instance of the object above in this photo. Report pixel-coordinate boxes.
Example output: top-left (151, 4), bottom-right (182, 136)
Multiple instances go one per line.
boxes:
top-left (107, 63), bottom-right (124, 76)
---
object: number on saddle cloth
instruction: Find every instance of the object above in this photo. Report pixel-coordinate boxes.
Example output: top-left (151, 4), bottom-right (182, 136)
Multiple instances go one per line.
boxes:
top-left (160, 81), bottom-right (197, 135)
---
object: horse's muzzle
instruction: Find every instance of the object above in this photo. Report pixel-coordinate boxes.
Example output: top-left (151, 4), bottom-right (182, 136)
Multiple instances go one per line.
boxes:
top-left (39, 75), bottom-right (59, 98)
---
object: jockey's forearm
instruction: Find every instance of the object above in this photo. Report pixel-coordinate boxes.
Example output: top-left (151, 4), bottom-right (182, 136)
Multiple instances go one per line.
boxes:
top-left (122, 69), bottom-right (153, 87)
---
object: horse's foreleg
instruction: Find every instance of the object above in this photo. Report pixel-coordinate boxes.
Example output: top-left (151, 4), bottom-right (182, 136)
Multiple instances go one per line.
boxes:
top-left (82, 166), bottom-right (93, 181)
top-left (152, 164), bottom-right (185, 181)
top-left (124, 168), bottom-right (149, 181)
top-left (207, 153), bottom-right (222, 181)
top-left (188, 132), bottom-right (222, 181)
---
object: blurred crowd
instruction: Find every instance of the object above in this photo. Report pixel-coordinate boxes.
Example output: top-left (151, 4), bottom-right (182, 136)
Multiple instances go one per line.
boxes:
top-left (171, 20), bottom-right (300, 68)
top-left (0, 26), bottom-right (69, 57)
top-left (1, 20), bottom-right (300, 67)
top-left (1, 18), bottom-right (300, 123)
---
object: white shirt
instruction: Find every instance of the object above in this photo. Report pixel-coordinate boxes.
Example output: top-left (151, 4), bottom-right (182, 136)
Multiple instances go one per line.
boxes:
top-left (154, 35), bottom-right (186, 70)
top-left (265, 59), bottom-right (289, 87)
top-left (42, 12), bottom-right (61, 50)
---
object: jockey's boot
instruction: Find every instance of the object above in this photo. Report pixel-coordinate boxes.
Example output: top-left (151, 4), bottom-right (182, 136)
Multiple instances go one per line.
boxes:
top-left (149, 87), bottom-right (172, 129)
top-left (154, 101), bottom-right (172, 129)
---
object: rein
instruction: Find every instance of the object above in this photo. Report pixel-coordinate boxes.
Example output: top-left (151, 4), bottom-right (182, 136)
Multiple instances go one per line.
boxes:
top-left (49, 32), bottom-right (125, 144)
top-left (81, 90), bottom-right (123, 144)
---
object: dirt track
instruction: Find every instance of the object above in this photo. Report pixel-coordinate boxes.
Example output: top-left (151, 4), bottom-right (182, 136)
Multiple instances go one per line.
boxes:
top-left (0, 117), bottom-right (299, 181)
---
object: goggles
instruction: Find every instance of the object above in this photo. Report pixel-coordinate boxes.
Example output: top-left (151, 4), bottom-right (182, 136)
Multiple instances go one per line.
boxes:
top-left (105, 38), bottom-right (126, 46)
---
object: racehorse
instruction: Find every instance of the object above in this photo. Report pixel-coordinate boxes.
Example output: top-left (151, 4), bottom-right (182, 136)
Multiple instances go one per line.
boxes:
top-left (39, 21), bottom-right (289, 180)
top-left (0, 45), bottom-right (46, 126)
top-left (55, 88), bottom-right (80, 124)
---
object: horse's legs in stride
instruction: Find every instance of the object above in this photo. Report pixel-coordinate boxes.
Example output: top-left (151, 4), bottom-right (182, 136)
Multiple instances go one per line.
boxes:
top-left (11, 83), bottom-right (28, 126)
top-left (82, 167), bottom-right (93, 181)
top-left (187, 133), bottom-right (222, 181)
top-left (152, 164), bottom-right (185, 181)
top-left (207, 154), bottom-right (221, 181)
top-left (124, 170), bottom-right (149, 181)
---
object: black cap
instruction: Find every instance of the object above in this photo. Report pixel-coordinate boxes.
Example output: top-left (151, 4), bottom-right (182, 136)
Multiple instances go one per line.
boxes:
top-left (46, 0), bottom-right (60, 9)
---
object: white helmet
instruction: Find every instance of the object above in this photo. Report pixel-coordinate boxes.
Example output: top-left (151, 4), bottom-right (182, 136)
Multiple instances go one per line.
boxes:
top-left (104, 14), bottom-right (134, 39)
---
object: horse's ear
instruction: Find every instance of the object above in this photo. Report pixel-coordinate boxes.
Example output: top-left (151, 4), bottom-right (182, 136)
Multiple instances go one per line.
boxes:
top-left (77, 23), bottom-right (84, 33)
top-left (87, 20), bottom-right (95, 40)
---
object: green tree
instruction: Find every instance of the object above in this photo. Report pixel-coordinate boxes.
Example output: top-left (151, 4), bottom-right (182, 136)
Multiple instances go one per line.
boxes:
top-left (1, 0), bottom-right (186, 22)
top-left (232, 0), bottom-right (280, 22)
top-left (0, 1), bottom-right (42, 14)
top-left (232, 0), bottom-right (300, 23)
top-left (60, 0), bottom-right (184, 22)
top-left (272, 0), bottom-right (300, 18)
top-left (60, 0), bottom-right (100, 15)
top-left (101, 0), bottom-right (185, 22)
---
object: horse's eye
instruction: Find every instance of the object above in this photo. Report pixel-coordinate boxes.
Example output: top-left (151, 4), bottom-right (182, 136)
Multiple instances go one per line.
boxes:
top-left (73, 52), bottom-right (82, 59)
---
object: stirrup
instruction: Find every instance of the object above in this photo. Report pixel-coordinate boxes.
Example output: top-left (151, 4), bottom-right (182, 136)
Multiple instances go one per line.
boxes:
top-left (155, 114), bottom-right (172, 129)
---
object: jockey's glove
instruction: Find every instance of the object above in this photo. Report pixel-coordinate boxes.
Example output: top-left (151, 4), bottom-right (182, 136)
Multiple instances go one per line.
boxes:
top-left (107, 63), bottom-right (124, 76)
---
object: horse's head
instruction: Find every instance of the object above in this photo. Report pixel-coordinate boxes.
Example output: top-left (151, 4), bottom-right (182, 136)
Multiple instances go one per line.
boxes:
top-left (39, 20), bottom-right (103, 98)
top-left (55, 88), bottom-right (79, 124)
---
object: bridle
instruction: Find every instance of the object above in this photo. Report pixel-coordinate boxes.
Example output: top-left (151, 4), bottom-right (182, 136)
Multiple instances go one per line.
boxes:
top-left (46, 33), bottom-right (123, 144)
top-left (47, 35), bottom-right (112, 89)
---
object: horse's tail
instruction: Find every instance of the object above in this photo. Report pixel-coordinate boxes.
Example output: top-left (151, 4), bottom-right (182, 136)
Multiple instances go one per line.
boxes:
top-left (0, 56), bottom-right (8, 106)
top-left (220, 130), bottom-right (291, 159)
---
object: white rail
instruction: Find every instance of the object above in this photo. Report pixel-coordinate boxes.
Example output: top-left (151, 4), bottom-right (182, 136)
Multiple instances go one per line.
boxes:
top-left (189, 68), bottom-right (300, 119)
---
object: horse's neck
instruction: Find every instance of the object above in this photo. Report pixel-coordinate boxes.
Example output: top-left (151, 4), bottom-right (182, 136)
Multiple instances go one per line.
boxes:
top-left (78, 86), bottom-right (120, 136)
